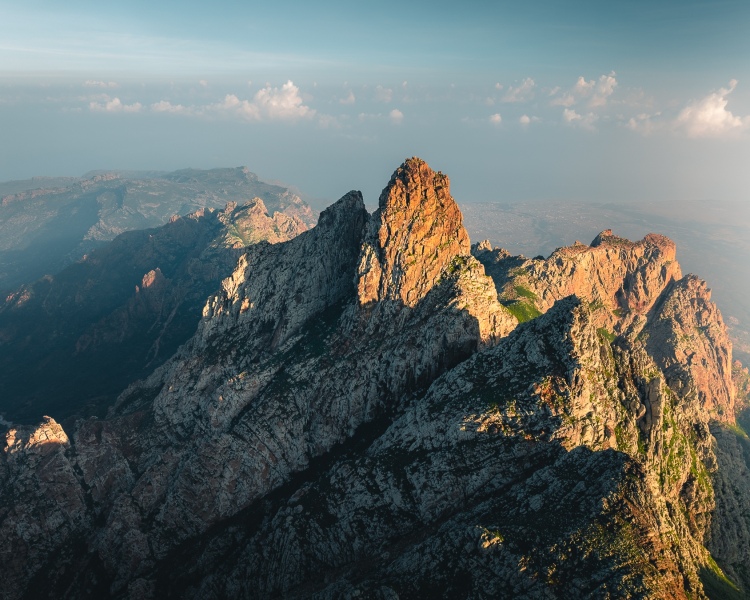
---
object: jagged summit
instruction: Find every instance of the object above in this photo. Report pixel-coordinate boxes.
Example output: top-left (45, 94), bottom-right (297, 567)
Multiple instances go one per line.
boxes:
top-left (357, 157), bottom-right (470, 307)
top-left (590, 228), bottom-right (677, 255)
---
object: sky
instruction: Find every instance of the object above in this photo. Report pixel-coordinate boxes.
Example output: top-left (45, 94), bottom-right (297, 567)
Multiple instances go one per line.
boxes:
top-left (1, 0), bottom-right (750, 209)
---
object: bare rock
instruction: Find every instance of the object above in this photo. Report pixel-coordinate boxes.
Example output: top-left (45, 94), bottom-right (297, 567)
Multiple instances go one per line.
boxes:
top-left (357, 157), bottom-right (470, 307)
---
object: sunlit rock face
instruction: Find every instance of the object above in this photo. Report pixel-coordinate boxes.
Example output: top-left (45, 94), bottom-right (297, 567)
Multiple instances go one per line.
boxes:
top-left (357, 157), bottom-right (471, 307)
top-left (1, 158), bottom-right (747, 599)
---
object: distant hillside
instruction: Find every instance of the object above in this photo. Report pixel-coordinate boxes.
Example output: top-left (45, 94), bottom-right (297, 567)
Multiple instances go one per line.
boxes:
top-left (0, 167), bottom-right (316, 293)
top-left (0, 199), bottom-right (308, 424)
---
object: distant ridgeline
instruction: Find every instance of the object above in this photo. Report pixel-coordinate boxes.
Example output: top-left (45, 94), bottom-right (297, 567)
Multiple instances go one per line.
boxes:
top-left (1, 159), bottom-right (750, 599)
top-left (0, 166), bottom-right (316, 293)
top-left (0, 167), bottom-right (314, 422)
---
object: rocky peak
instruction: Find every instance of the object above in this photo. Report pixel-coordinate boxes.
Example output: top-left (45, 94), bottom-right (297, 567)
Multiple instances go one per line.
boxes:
top-left (4, 416), bottom-right (70, 453)
top-left (472, 239), bottom-right (493, 253)
top-left (357, 158), bottom-right (470, 307)
top-left (198, 190), bottom-right (368, 354)
top-left (217, 197), bottom-right (308, 247)
top-left (139, 267), bottom-right (165, 291)
top-left (474, 229), bottom-right (683, 333)
top-left (642, 274), bottom-right (735, 422)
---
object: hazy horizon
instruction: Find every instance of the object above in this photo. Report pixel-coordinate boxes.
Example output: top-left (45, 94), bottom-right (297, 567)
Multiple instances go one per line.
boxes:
top-left (1, 1), bottom-right (750, 212)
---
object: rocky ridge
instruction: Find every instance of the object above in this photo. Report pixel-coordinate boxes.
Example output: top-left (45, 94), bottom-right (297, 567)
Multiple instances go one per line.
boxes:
top-left (0, 198), bottom-right (308, 423)
top-left (1, 158), bottom-right (748, 599)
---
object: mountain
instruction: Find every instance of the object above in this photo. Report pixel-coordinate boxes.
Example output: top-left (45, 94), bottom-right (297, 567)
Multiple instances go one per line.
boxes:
top-left (0, 198), bottom-right (308, 424)
top-left (460, 198), bottom-right (750, 368)
top-left (0, 167), bottom-right (316, 294)
top-left (1, 158), bottom-right (749, 599)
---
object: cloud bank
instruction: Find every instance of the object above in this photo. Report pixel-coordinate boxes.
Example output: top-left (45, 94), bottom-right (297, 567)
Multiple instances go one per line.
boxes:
top-left (503, 78), bottom-right (535, 103)
top-left (148, 80), bottom-right (317, 122)
top-left (551, 72), bottom-right (617, 108)
top-left (89, 97), bottom-right (142, 113)
top-left (675, 80), bottom-right (749, 138)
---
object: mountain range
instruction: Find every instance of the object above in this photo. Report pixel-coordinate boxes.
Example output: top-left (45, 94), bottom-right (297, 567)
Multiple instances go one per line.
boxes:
top-left (0, 167), bottom-right (315, 295)
top-left (0, 197), bottom-right (308, 423)
top-left (1, 158), bottom-right (749, 599)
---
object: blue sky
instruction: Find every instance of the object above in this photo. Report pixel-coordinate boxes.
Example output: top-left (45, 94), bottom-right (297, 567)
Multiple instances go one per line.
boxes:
top-left (1, 0), bottom-right (750, 207)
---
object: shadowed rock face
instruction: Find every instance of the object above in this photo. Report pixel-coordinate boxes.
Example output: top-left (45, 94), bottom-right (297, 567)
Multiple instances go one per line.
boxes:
top-left (1, 158), bottom-right (748, 600)
top-left (0, 199), bottom-right (308, 423)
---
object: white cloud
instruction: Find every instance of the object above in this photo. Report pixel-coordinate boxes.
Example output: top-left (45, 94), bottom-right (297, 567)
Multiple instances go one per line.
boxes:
top-left (89, 97), bottom-right (142, 113)
top-left (563, 108), bottom-right (581, 123)
top-left (83, 80), bottom-right (118, 89)
top-left (254, 80), bottom-right (315, 120)
top-left (490, 113), bottom-right (502, 124)
top-left (675, 80), bottom-right (749, 138)
top-left (215, 93), bottom-right (261, 120)
top-left (199, 80), bottom-right (208, 87)
top-left (503, 78), bottom-right (535, 103)
top-left (590, 72), bottom-right (617, 108)
top-left (389, 108), bottom-right (404, 123)
top-left (574, 76), bottom-right (595, 96)
top-left (340, 90), bottom-right (356, 105)
top-left (519, 114), bottom-right (540, 125)
top-left (563, 108), bottom-right (597, 130)
top-left (495, 82), bottom-right (503, 90)
top-left (551, 72), bottom-right (617, 108)
top-left (375, 85), bottom-right (393, 103)
top-left (626, 112), bottom-right (660, 135)
top-left (151, 100), bottom-right (192, 115)
top-left (213, 80), bottom-right (315, 122)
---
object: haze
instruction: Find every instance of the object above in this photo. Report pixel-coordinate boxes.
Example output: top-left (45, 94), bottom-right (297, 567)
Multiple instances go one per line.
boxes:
top-left (0, 1), bottom-right (748, 209)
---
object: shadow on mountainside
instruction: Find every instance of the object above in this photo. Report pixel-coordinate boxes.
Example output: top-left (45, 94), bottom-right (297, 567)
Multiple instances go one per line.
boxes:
top-left (13, 286), bottom-right (493, 599)
top-left (142, 300), bottom-right (667, 600)
top-left (0, 191), bottom-right (104, 293)
top-left (0, 208), bottom-right (284, 424)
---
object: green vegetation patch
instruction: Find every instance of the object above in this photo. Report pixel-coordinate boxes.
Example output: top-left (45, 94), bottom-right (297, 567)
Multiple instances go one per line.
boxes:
top-left (700, 555), bottom-right (743, 600)
top-left (614, 423), bottom-right (629, 452)
top-left (514, 284), bottom-right (537, 301)
top-left (503, 300), bottom-right (542, 323)
top-left (736, 409), bottom-right (750, 442)
top-left (727, 422), bottom-right (750, 440)
top-left (446, 255), bottom-right (470, 276)
top-left (597, 327), bottom-right (617, 344)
